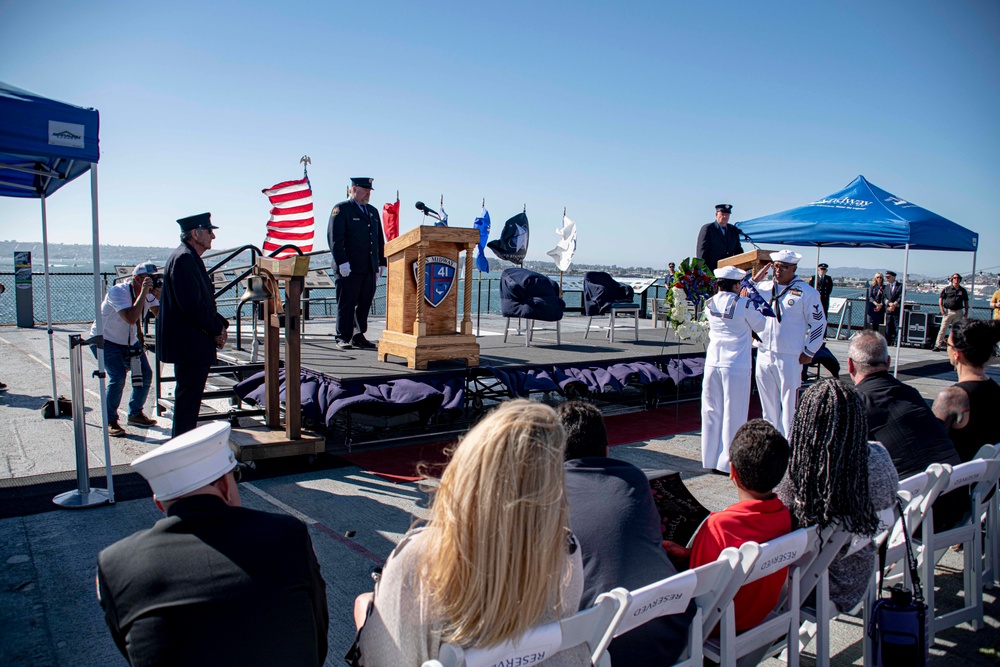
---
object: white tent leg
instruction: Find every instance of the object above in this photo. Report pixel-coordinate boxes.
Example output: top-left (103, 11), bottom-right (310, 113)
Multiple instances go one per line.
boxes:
top-left (90, 165), bottom-right (114, 503)
top-left (970, 251), bottom-right (977, 316)
top-left (40, 194), bottom-right (58, 405)
top-left (893, 244), bottom-right (910, 377)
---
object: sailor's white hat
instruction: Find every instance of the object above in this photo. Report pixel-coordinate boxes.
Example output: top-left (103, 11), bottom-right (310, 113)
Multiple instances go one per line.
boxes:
top-left (771, 250), bottom-right (802, 264)
top-left (714, 265), bottom-right (746, 280)
top-left (131, 422), bottom-right (236, 501)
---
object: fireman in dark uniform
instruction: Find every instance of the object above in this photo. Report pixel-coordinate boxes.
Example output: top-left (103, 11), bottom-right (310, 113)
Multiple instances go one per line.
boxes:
top-left (808, 262), bottom-right (834, 316)
top-left (327, 177), bottom-right (386, 350)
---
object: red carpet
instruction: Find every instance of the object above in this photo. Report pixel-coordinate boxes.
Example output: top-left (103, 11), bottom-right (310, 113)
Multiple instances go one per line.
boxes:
top-left (341, 396), bottom-right (765, 483)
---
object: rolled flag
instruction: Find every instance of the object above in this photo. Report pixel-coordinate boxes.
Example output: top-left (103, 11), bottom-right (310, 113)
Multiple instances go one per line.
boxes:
top-left (382, 198), bottom-right (400, 241)
top-left (262, 177), bottom-right (314, 258)
top-left (435, 204), bottom-right (448, 227)
top-left (473, 208), bottom-right (491, 272)
top-left (488, 212), bottom-right (529, 265)
top-left (546, 213), bottom-right (577, 272)
top-left (740, 275), bottom-right (776, 318)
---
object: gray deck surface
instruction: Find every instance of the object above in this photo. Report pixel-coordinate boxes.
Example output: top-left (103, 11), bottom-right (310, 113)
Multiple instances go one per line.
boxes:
top-left (0, 317), bottom-right (996, 666)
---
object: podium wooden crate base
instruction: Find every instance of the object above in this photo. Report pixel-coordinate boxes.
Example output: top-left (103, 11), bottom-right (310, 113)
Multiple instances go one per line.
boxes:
top-left (378, 329), bottom-right (479, 370)
top-left (229, 424), bottom-right (326, 462)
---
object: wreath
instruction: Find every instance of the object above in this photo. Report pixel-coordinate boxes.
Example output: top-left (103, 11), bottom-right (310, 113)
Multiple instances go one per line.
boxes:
top-left (665, 257), bottom-right (714, 345)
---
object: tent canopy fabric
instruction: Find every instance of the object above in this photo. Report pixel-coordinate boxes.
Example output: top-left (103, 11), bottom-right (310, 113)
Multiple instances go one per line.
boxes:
top-left (735, 175), bottom-right (978, 252)
top-left (0, 80), bottom-right (100, 198)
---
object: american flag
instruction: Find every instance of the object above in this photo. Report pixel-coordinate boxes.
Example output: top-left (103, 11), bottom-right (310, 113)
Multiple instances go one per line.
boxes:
top-left (261, 177), bottom-right (314, 258)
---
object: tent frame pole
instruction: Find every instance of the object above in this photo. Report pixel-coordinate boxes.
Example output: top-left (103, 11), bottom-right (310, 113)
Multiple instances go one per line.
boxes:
top-left (893, 244), bottom-right (910, 377)
top-left (90, 164), bottom-right (115, 503)
top-left (39, 194), bottom-right (58, 406)
top-left (970, 251), bottom-right (978, 317)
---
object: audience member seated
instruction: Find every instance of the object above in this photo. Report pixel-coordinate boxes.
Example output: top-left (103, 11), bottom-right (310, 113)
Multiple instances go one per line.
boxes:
top-left (558, 401), bottom-right (693, 665)
top-left (776, 379), bottom-right (899, 613)
top-left (354, 400), bottom-right (589, 666)
top-left (849, 331), bottom-right (961, 476)
top-left (934, 318), bottom-right (1000, 461)
top-left (663, 419), bottom-right (792, 633)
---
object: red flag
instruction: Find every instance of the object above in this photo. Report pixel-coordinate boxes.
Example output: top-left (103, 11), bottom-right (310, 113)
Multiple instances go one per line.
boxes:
top-left (262, 177), bottom-right (314, 258)
top-left (382, 199), bottom-right (400, 241)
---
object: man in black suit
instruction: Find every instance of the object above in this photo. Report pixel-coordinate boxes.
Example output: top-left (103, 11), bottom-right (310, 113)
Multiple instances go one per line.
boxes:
top-left (157, 213), bottom-right (229, 437)
top-left (883, 270), bottom-right (903, 345)
top-left (97, 422), bottom-right (329, 666)
top-left (328, 177), bottom-right (387, 350)
top-left (696, 203), bottom-right (744, 270)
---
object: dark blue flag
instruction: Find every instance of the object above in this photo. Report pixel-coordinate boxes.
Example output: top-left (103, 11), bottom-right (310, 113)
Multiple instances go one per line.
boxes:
top-left (473, 208), bottom-right (491, 272)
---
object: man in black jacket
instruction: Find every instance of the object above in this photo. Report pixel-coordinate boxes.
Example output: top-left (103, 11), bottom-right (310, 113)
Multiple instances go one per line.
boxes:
top-left (883, 270), bottom-right (903, 345)
top-left (97, 422), bottom-right (329, 666)
top-left (696, 203), bottom-right (744, 271)
top-left (327, 177), bottom-right (387, 350)
top-left (807, 263), bottom-right (834, 317)
top-left (157, 213), bottom-right (229, 437)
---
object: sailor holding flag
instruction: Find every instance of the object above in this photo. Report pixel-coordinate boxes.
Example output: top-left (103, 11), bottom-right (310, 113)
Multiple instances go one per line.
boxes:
top-left (701, 265), bottom-right (767, 473)
top-left (748, 250), bottom-right (827, 437)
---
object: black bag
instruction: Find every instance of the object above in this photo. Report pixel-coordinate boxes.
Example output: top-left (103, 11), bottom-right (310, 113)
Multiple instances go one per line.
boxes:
top-left (647, 470), bottom-right (711, 547)
top-left (344, 567), bottom-right (382, 667)
top-left (867, 497), bottom-right (929, 667)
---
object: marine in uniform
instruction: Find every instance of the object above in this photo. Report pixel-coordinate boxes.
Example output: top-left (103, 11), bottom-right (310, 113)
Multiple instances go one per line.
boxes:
top-left (157, 213), bottom-right (229, 437)
top-left (696, 203), bottom-right (744, 271)
top-left (701, 265), bottom-right (768, 473)
top-left (327, 177), bottom-right (387, 350)
top-left (807, 262), bottom-right (834, 316)
top-left (96, 423), bottom-right (329, 666)
top-left (749, 250), bottom-right (827, 437)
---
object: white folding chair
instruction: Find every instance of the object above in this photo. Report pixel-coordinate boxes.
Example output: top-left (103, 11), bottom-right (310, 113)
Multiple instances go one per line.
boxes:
top-left (973, 444), bottom-right (999, 589)
top-left (671, 547), bottom-right (742, 667)
top-left (918, 458), bottom-right (1000, 643)
top-left (882, 464), bottom-right (952, 590)
top-left (703, 527), bottom-right (816, 667)
top-left (422, 589), bottom-right (627, 667)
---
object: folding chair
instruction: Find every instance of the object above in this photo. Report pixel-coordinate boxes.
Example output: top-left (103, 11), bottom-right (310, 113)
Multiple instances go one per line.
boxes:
top-left (702, 527), bottom-right (816, 667)
top-left (582, 272), bottom-right (639, 343)
top-left (671, 547), bottom-right (742, 667)
top-left (973, 445), bottom-right (999, 589)
top-left (422, 589), bottom-right (627, 667)
top-left (918, 458), bottom-right (1000, 643)
top-left (499, 268), bottom-right (565, 348)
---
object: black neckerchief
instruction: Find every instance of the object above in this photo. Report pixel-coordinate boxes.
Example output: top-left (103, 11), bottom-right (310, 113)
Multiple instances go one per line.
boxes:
top-left (770, 278), bottom-right (799, 323)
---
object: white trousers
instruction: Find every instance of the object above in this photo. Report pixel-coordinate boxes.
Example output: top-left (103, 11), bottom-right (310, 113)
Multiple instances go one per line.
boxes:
top-left (701, 365), bottom-right (752, 472)
top-left (754, 349), bottom-right (802, 438)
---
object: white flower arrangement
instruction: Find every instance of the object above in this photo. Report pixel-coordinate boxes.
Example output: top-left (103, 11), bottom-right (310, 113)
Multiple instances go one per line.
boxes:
top-left (671, 287), bottom-right (710, 346)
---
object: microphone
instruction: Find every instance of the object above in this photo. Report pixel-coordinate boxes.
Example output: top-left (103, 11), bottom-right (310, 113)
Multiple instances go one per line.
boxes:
top-left (415, 201), bottom-right (441, 220)
top-left (737, 227), bottom-right (760, 250)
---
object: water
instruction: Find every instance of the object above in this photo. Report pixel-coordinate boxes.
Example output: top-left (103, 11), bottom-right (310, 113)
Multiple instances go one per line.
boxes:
top-left (0, 272), bottom-right (993, 326)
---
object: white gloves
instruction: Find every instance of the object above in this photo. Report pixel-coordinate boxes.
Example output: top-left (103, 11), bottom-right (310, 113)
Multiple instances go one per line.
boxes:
top-left (339, 262), bottom-right (351, 277)
top-left (379, 266), bottom-right (387, 279)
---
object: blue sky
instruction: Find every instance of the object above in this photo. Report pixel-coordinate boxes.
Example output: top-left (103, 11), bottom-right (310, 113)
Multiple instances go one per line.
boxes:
top-left (1, 0), bottom-right (998, 277)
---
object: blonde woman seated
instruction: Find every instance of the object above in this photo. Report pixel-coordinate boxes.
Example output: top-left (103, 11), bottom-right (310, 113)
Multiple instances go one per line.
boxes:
top-left (353, 400), bottom-right (589, 666)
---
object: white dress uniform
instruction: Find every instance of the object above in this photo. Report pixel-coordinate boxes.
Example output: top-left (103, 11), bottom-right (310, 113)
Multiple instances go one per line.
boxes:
top-left (751, 274), bottom-right (827, 437)
top-left (701, 291), bottom-right (767, 471)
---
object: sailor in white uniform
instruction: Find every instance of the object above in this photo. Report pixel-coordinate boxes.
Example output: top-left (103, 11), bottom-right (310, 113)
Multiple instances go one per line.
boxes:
top-left (748, 250), bottom-right (827, 437)
top-left (701, 265), bottom-right (768, 472)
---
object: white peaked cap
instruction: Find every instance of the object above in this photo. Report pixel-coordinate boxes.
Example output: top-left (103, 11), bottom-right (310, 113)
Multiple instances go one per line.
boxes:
top-left (131, 422), bottom-right (236, 501)
top-left (770, 250), bottom-right (802, 264)
top-left (714, 265), bottom-right (746, 280)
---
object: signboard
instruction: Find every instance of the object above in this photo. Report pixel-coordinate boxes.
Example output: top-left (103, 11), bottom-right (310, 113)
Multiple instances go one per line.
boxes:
top-left (14, 251), bottom-right (33, 327)
top-left (827, 297), bottom-right (847, 315)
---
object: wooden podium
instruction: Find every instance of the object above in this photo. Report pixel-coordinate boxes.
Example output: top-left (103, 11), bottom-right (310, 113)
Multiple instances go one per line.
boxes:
top-left (718, 249), bottom-right (772, 275)
top-left (378, 226), bottom-right (481, 369)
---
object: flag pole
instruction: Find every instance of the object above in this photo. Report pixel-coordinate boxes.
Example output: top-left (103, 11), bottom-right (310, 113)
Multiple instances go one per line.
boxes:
top-left (559, 207), bottom-right (567, 295)
top-left (476, 197), bottom-right (485, 337)
top-left (300, 155), bottom-right (311, 178)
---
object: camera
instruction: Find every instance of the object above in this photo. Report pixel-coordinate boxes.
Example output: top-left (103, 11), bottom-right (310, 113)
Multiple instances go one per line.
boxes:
top-left (151, 275), bottom-right (163, 289)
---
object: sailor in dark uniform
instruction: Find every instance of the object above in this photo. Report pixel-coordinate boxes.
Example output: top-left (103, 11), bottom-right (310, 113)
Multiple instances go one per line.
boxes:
top-left (327, 177), bottom-right (387, 350)
top-left (696, 203), bottom-right (744, 271)
top-left (807, 262), bottom-right (834, 316)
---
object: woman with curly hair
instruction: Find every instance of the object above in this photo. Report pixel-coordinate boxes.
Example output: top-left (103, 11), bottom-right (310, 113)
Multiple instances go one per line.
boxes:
top-left (776, 378), bottom-right (899, 612)
top-left (935, 317), bottom-right (1000, 461)
top-left (354, 400), bottom-right (589, 666)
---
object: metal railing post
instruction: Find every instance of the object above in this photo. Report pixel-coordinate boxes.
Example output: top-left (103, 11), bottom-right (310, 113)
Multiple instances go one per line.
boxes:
top-left (53, 334), bottom-right (110, 509)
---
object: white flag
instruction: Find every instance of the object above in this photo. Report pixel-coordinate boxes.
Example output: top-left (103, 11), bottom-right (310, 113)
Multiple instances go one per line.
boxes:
top-left (546, 214), bottom-right (577, 272)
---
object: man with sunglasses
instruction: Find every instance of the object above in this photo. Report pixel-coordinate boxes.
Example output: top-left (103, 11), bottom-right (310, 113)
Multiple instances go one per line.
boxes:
top-left (747, 250), bottom-right (827, 437)
top-left (933, 273), bottom-right (969, 351)
top-left (97, 422), bottom-right (329, 666)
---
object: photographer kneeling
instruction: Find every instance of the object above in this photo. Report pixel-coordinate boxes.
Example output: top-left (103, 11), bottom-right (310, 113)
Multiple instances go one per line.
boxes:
top-left (90, 262), bottom-right (161, 436)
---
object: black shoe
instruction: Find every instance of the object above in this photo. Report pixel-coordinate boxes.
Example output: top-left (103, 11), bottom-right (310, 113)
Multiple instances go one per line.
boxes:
top-left (336, 339), bottom-right (354, 350)
top-left (352, 336), bottom-right (378, 350)
top-left (932, 346), bottom-right (944, 352)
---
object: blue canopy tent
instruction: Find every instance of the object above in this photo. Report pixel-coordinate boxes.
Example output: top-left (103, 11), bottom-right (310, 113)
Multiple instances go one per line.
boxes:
top-left (0, 81), bottom-right (114, 502)
top-left (736, 175), bottom-right (979, 373)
